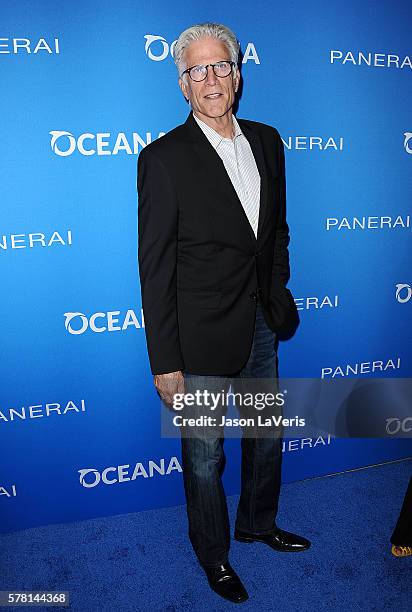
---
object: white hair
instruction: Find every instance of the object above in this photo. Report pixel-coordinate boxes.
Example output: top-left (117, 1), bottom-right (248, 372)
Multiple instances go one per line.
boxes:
top-left (173, 22), bottom-right (240, 80)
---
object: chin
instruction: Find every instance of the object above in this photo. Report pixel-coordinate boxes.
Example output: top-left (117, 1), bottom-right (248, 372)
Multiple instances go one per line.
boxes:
top-left (201, 104), bottom-right (230, 117)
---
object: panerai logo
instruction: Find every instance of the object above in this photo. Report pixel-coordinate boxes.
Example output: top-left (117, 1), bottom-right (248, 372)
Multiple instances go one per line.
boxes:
top-left (330, 50), bottom-right (412, 69)
top-left (326, 216), bottom-right (410, 231)
top-left (0, 230), bottom-right (72, 251)
top-left (0, 400), bottom-right (86, 424)
top-left (0, 484), bottom-right (17, 498)
top-left (0, 37), bottom-right (60, 54)
top-left (321, 357), bottom-right (401, 379)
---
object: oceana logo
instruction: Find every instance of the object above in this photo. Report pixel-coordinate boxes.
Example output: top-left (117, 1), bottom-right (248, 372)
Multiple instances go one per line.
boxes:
top-left (144, 35), bottom-right (176, 61)
top-left (50, 130), bottom-right (164, 156)
top-left (404, 132), bottom-right (412, 154)
top-left (78, 457), bottom-right (182, 488)
top-left (396, 284), bottom-right (412, 304)
top-left (64, 309), bottom-right (144, 335)
top-left (144, 34), bottom-right (260, 64)
top-left (386, 418), bottom-right (412, 435)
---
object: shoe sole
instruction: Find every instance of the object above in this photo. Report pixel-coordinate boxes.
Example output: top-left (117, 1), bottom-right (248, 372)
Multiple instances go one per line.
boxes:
top-left (234, 534), bottom-right (311, 551)
top-left (208, 581), bottom-right (249, 604)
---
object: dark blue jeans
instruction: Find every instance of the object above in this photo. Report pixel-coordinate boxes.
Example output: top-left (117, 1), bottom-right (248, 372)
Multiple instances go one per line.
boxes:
top-left (180, 303), bottom-right (282, 568)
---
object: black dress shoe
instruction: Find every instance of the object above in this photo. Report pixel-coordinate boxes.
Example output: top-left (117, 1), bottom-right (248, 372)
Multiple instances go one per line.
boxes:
top-left (234, 527), bottom-right (311, 552)
top-left (202, 562), bottom-right (249, 603)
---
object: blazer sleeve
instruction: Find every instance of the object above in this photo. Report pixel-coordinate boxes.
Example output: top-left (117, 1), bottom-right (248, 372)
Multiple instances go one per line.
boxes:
top-left (270, 128), bottom-right (291, 288)
top-left (137, 146), bottom-right (185, 375)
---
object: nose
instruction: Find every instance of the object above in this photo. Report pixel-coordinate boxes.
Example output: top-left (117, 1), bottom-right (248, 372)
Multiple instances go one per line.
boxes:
top-left (205, 65), bottom-right (218, 85)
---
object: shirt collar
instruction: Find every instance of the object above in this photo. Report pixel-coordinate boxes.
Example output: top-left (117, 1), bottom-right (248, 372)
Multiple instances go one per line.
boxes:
top-left (192, 112), bottom-right (243, 149)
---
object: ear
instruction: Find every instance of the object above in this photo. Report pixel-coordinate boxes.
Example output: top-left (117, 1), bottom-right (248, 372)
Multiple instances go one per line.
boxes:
top-left (233, 66), bottom-right (240, 93)
top-left (178, 76), bottom-right (189, 101)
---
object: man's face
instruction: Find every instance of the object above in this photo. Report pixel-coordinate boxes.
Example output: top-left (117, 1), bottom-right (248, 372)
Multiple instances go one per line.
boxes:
top-left (178, 37), bottom-right (239, 120)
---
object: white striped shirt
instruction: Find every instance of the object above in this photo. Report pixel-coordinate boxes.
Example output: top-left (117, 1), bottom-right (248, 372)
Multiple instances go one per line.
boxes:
top-left (193, 113), bottom-right (261, 238)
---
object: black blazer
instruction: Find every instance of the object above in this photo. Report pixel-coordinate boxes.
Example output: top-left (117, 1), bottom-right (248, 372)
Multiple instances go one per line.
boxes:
top-left (137, 110), bottom-right (299, 375)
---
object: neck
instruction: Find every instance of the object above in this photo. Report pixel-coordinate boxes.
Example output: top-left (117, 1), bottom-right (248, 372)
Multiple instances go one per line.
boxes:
top-left (193, 109), bottom-right (234, 139)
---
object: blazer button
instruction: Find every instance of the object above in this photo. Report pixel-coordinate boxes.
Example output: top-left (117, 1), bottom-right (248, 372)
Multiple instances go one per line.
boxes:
top-left (249, 291), bottom-right (258, 301)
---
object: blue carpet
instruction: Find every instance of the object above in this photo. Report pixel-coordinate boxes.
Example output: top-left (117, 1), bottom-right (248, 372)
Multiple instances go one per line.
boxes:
top-left (1, 459), bottom-right (410, 611)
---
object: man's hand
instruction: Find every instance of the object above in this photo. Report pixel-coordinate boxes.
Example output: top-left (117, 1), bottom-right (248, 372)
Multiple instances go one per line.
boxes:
top-left (154, 371), bottom-right (185, 408)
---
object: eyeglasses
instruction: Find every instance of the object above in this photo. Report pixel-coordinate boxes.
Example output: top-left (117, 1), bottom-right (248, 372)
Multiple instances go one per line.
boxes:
top-left (181, 60), bottom-right (236, 82)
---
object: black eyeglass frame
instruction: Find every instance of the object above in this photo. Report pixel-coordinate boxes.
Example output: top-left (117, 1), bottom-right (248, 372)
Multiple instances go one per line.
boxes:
top-left (180, 60), bottom-right (236, 82)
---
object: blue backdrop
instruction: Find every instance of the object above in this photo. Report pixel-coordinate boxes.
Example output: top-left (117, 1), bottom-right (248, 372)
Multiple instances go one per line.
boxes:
top-left (1, 0), bottom-right (411, 533)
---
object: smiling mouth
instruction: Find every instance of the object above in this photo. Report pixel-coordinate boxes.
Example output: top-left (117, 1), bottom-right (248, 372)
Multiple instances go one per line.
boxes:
top-left (204, 93), bottom-right (223, 99)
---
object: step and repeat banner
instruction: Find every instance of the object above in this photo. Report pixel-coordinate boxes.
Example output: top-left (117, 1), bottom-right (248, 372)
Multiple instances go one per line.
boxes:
top-left (1, 0), bottom-right (411, 533)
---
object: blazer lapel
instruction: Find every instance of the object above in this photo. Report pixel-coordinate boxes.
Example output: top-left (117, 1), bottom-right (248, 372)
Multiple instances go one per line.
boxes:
top-left (183, 111), bottom-right (269, 246)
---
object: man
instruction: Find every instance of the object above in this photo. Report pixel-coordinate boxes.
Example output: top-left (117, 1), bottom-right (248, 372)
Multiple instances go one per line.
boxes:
top-left (137, 22), bottom-right (310, 604)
